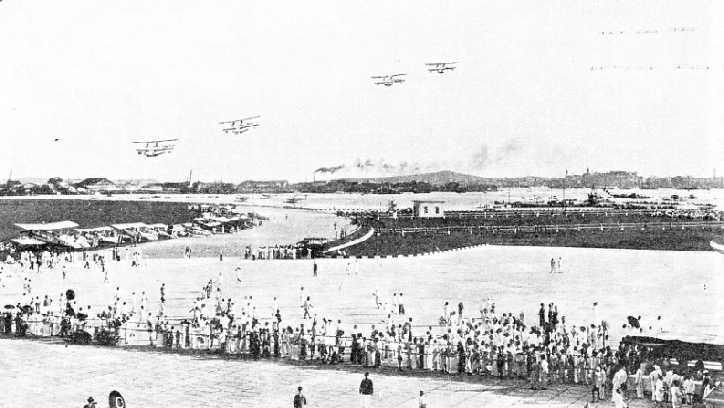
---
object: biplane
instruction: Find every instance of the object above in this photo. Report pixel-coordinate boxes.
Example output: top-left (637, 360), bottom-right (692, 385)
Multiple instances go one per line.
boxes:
top-left (371, 74), bottom-right (406, 86)
top-left (425, 62), bottom-right (457, 74)
top-left (133, 139), bottom-right (178, 157)
top-left (219, 115), bottom-right (260, 135)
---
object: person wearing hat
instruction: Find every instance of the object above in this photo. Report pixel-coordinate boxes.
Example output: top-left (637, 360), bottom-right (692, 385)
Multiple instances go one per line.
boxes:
top-left (83, 397), bottom-right (97, 408)
top-left (293, 386), bottom-right (306, 408)
top-left (359, 372), bottom-right (374, 408)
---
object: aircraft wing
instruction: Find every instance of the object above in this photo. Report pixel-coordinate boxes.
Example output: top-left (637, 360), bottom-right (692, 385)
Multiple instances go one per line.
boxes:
top-left (132, 139), bottom-right (178, 144)
top-left (220, 115), bottom-right (260, 125)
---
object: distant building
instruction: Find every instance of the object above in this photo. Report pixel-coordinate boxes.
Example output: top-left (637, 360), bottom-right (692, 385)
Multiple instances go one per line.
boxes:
top-left (237, 180), bottom-right (290, 193)
top-left (412, 200), bottom-right (445, 218)
top-left (578, 170), bottom-right (642, 189)
top-left (115, 182), bottom-right (142, 192)
top-left (142, 182), bottom-right (187, 192)
top-left (73, 178), bottom-right (116, 191)
top-left (195, 182), bottom-right (237, 194)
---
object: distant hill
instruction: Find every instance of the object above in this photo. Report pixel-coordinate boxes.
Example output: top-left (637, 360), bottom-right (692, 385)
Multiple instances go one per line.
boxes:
top-left (338, 170), bottom-right (489, 186)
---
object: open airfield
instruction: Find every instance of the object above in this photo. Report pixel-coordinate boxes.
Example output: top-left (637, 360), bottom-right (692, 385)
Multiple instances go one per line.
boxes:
top-left (2, 243), bottom-right (722, 348)
top-left (2, 197), bottom-right (723, 407)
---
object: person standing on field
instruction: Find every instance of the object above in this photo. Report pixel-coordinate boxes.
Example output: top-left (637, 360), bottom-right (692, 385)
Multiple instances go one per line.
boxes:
top-left (293, 386), bottom-right (306, 408)
top-left (359, 372), bottom-right (374, 408)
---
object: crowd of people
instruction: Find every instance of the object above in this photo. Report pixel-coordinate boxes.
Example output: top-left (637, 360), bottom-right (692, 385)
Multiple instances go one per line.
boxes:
top-left (243, 245), bottom-right (314, 261)
top-left (0, 251), bottom-right (718, 408)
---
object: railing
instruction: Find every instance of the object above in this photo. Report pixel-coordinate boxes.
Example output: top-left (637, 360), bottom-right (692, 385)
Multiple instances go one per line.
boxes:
top-left (377, 221), bottom-right (724, 235)
top-left (2, 317), bottom-right (718, 394)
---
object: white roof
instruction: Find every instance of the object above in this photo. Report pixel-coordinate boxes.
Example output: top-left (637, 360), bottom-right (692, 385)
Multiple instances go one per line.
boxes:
top-left (149, 223), bottom-right (168, 228)
top-left (15, 221), bottom-right (79, 231)
top-left (111, 222), bottom-right (148, 230)
top-left (633, 332), bottom-right (724, 346)
top-left (11, 238), bottom-right (46, 245)
top-left (76, 226), bottom-right (113, 232)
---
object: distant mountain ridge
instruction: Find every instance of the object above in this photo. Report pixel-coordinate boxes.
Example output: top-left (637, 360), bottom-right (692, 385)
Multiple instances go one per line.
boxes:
top-left (338, 170), bottom-right (489, 186)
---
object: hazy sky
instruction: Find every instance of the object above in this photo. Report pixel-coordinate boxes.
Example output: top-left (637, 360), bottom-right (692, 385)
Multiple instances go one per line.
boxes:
top-left (1, 1), bottom-right (722, 182)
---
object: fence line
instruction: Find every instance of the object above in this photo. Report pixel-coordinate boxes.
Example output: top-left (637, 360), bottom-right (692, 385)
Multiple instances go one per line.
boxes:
top-left (377, 221), bottom-right (724, 235)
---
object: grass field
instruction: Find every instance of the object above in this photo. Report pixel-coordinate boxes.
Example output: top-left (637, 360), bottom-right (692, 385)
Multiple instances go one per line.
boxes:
top-left (346, 226), bottom-right (724, 256)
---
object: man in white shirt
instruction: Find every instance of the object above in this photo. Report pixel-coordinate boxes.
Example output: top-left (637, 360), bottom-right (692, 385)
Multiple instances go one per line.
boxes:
top-left (634, 364), bottom-right (644, 398)
top-left (612, 366), bottom-right (628, 399)
top-left (418, 390), bottom-right (427, 408)
top-left (682, 375), bottom-right (695, 405)
top-left (654, 375), bottom-right (665, 408)
top-left (649, 369), bottom-right (659, 401)
top-left (539, 355), bottom-right (549, 387)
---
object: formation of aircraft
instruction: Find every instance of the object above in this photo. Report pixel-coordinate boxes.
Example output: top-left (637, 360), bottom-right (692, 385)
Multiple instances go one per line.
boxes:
top-left (425, 62), bottom-right (458, 74)
top-left (133, 139), bottom-right (178, 157)
top-left (219, 115), bottom-right (261, 135)
top-left (591, 65), bottom-right (710, 71)
top-left (372, 61), bottom-right (460, 87)
top-left (600, 27), bottom-right (695, 35)
top-left (371, 74), bottom-right (406, 87)
top-left (129, 60), bottom-right (460, 157)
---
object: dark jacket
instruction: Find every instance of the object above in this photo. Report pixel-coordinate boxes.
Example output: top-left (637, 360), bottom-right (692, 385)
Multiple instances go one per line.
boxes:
top-left (359, 378), bottom-right (374, 395)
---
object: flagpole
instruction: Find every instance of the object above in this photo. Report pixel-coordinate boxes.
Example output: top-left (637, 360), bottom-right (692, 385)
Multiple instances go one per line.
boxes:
top-left (563, 170), bottom-right (567, 215)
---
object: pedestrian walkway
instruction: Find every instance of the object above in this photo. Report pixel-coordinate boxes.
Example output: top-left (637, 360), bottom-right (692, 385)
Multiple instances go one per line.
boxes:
top-left (327, 227), bottom-right (375, 253)
top-left (1, 338), bottom-right (658, 408)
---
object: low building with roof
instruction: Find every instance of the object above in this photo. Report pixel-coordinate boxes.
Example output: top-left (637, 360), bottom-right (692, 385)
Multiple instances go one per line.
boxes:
top-left (73, 178), bottom-right (116, 191)
top-left (412, 200), bottom-right (446, 218)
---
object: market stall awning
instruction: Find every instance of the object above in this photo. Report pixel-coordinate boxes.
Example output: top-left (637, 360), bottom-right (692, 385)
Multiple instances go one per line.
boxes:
top-left (15, 221), bottom-right (79, 231)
